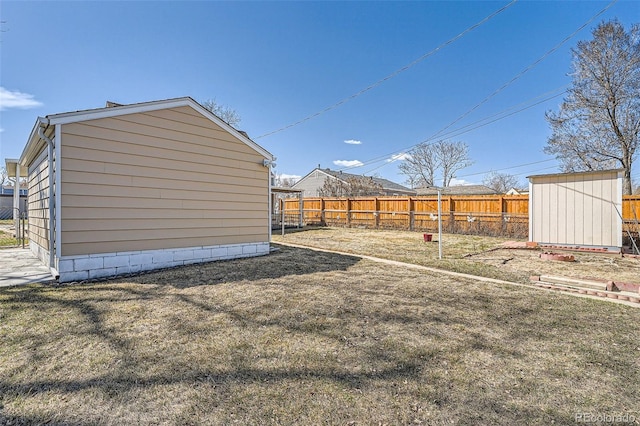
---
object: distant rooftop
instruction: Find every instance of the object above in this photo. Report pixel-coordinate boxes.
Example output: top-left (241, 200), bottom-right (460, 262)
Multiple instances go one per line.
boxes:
top-left (320, 168), bottom-right (415, 194)
top-left (416, 184), bottom-right (497, 196)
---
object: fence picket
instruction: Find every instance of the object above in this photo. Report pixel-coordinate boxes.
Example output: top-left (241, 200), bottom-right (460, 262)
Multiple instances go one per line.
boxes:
top-left (283, 195), bottom-right (640, 239)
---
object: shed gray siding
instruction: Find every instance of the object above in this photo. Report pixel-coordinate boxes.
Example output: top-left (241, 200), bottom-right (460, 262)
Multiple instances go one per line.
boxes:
top-left (529, 170), bottom-right (623, 249)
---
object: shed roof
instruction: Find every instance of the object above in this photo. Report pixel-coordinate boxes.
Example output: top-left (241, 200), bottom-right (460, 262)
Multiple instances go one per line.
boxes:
top-left (527, 169), bottom-right (624, 180)
top-left (20, 97), bottom-right (274, 167)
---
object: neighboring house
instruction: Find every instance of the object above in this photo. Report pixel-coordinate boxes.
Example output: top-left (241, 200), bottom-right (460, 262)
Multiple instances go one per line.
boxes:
top-left (12, 97), bottom-right (275, 282)
top-left (416, 184), bottom-right (497, 196)
top-left (506, 187), bottom-right (529, 195)
top-left (528, 169), bottom-right (623, 250)
top-left (292, 167), bottom-right (416, 197)
top-left (0, 193), bottom-right (27, 220)
top-left (0, 186), bottom-right (28, 196)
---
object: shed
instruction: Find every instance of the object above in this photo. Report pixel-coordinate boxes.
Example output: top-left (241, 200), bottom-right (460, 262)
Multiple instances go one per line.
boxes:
top-left (528, 169), bottom-right (623, 250)
top-left (16, 97), bottom-right (275, 282)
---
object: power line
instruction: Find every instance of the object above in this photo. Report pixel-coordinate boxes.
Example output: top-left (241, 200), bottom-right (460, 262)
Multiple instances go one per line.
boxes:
top-left (426, 0), bottom-right (618, 142)
top-left (356, 86), bottom-right (567, 175)
top-left (457, 159), bottom-right (558, 179)
top-left (254, 0), bottom-right (518, 140)
top-left (512, 164), bottom-right (560, 177)
top-left (344, 0), bottom-right (617, 176)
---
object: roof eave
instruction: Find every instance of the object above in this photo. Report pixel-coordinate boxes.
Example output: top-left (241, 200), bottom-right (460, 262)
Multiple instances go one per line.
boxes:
top-left (20, 117), bottom-right (51, 167)
top-left (4, 158), bottom-right (28, 178)
top-left (20, 97), bottom-right (274, 165)
top-left (527, 168), bottom-right (625, 180)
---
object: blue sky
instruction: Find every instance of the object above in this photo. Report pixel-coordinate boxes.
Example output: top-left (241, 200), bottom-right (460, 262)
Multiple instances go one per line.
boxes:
top-left (1, 0), bottom-right (638, 188)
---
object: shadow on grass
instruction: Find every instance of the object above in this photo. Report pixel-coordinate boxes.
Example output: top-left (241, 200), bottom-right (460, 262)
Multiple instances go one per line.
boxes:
top-left (1, 245), bottom-right (638, 424)
top-left (119, 244), bottom-right (363, 288)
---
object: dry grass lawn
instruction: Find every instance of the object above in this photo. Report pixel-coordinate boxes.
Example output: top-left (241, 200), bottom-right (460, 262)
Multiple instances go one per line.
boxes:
top-left (273, 227), bottom-right (640, 284)
top-left (1, 243), bottom-right (639, 425)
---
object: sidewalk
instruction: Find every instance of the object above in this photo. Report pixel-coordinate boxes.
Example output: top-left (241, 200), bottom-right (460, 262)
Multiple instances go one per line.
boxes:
top-left (0, 248), bottom-right (56, 287)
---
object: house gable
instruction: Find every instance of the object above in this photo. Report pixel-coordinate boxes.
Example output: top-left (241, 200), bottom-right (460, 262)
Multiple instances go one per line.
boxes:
top-left (21, 97), bottom-right (273, 168)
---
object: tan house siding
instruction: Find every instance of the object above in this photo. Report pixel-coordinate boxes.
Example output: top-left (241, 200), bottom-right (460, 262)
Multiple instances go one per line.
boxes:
top-left (59, 106), bottom-right (269, 256)
top-left (27, 147), bottom-right (50, 255)
top-left (529, 170), bottom-right (622, 248)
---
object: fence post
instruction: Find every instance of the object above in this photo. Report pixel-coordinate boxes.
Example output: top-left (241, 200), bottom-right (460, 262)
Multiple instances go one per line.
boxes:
top-left (408, 197), bottom-right (414, 231)
top-left (375, 197), bottom-right (380, 228)
top-left (320, 198), bottom-right (326, 225)
top-left (298, 194), bottom-right (303, 228)
top-left (346, 198), bottom-right (351, 227)
top-left (280, 199), bottom-right (285, 236)
top-left (500, 195), bottom-right (505, 234)
top-left (447, 196), bottom-right (455, 233)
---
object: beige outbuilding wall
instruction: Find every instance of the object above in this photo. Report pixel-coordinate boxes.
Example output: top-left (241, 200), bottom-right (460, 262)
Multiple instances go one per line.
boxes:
top-left (19, 98), bottom-right (274, 282)
top-left (59, 105), bottom-right (269, 256)
top-left (27, 147), bottom-right (51, 263)
top-left (529, 170), bottom-right (623, 249)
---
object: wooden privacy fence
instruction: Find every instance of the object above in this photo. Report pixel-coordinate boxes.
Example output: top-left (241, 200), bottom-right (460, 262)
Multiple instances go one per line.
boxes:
top-left (282, 195), bottom-right (640, 239)
top-left (282, 195), bottom-right (530, 238)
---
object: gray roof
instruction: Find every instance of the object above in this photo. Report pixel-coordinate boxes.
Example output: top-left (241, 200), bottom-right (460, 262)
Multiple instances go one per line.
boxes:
top-left (320, 168), bottom-right (416, 195)
top-left (416, 184), bottom-right (497, 196)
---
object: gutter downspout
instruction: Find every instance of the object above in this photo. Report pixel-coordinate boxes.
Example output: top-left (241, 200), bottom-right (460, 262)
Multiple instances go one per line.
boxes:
top-left (267, 162), bottom-right (273, 243)
top-left (264, 157), bottom-right (276, 243)
top-left (37, 119), bottom-right (60, 279)
top-left (13, 162), bottom-right (20, 238)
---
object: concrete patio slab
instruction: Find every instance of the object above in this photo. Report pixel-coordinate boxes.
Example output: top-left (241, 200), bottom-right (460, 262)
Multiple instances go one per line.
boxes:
top-left (0, 248), bottom-right (56, 287)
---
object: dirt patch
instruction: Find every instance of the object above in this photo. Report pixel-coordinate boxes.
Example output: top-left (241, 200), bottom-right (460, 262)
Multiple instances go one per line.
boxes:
top-left (466, 247), bottom-right (640, 284)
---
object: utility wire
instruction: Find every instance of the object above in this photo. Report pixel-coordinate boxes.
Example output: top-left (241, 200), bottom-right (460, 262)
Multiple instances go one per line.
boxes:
top-left (426, 0), bottom-right (618, 142)
top-left (428, 87), bottom-right (566, 141)
top-left (357, 87), bottom-right (566, 175)
top-left (511, 164), bottom-right (560, 177)
top-left (456, 159), bottom-right (558, 179)
top-left (254, 0), bottom-right (518, 140)
top-left (348, 0), bottom-right (617, 176)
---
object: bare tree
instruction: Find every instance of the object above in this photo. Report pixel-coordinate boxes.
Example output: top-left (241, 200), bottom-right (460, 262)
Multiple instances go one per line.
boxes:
top-left (398, 143), bottom-right (438, 188)
top-left (318, 176), bottom-right (383, 197)
top-left (544, 20), bottom-right (640, 195)
top-left (399, 140), bottom-right (473, 188)
top-left (437, 140), bottom-right (473, 187)
top-left (483, 171), bottom-right (521, 193)
top-left (274, 174), bottom-right (298, 188)
top-left (202, 99), bottom-right (242, 128)
top-left (402, 173), bottom-right (423, 190)
top-left (0, 167), bottom-right (7, 188)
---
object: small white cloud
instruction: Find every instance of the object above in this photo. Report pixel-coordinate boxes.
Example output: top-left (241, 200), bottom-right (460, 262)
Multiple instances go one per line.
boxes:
top-left (333, 159), bottom-right (363, 167)
top-left (387, 153), bottom-right (411, 162)
top-left (344, 139), bottom-right (362, 145)
top-left (0, 87), bottom-right (43, 111)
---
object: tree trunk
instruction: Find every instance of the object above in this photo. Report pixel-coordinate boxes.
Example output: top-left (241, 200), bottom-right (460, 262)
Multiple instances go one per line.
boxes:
top-left (624, 167), bottom-right (633, 195)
